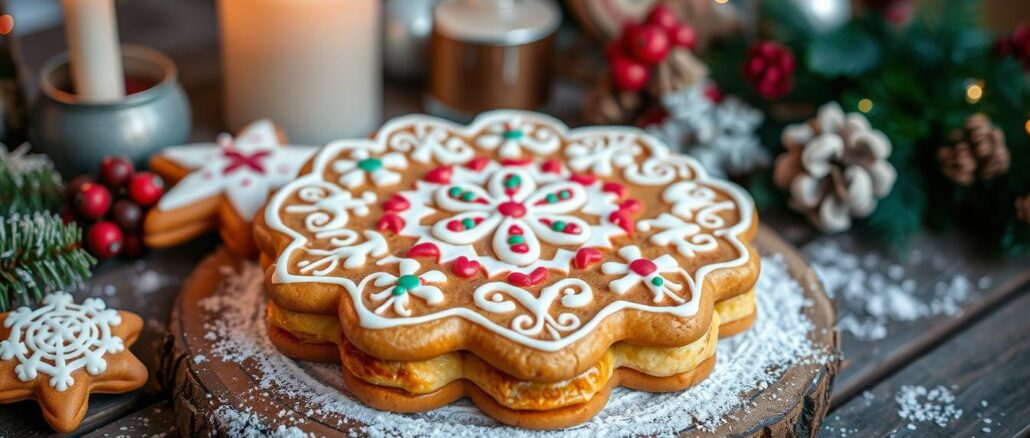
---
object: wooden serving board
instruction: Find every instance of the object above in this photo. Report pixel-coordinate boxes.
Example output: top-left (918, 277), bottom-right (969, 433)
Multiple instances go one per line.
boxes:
top-left (160, 226), bottom-right (839, 437)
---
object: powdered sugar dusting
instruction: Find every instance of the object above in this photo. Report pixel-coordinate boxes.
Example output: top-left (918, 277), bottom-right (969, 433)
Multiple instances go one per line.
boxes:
top-left (807, 239), bottom-right (982, 341)
top-left (895, 385), bottom-right (963, 429)
top-left (196, 255), bottom-right (829, 437)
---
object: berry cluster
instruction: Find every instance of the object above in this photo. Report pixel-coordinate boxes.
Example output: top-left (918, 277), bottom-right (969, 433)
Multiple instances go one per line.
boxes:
top-left (606, 5), bottom-right (697, 91)
top-left (997, 22), bottom-right (1030, 71)
top-left (743, 41), bottom-right (796, 100)
top-left (63, 156), bottom-right (165, 260)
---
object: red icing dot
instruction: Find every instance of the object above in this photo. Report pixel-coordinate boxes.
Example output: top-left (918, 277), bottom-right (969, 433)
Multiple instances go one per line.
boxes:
top-left (629, 259), bottom-right (657, 276)
top-left (510, 243), bottom-right (530, 253)
top-left (508, 225), bottom-right (524, 235)
top-left (498, 202), bottom-right (527, 218)
top-left (619, 199), bottom-right (643, 215)
top-left (407, 242), bottom-right (440, 259)
top-left (446, 220), bottom-right (464, 232)
top-left (570, 173), bottom-right (598, 186)
top-left (609, 211), bottom-right (635, 235)
top-left (507, 267), bottom-right (548, 287)
top-left (564, 223), bottom-right (581, 234)
top-left (500, 158), bottom-right (534, 167)
top-left (574, 248), bottom-right (603, 269)
top-left (377, 214), bottom-right (405, 233)
top-left (452, 256), bottom-right (481, 278)
top-left (383, 194), bottom-right (411, 212)
top-left (465, 157), bottom-right (491, 171)
top-left (540, 160), bottom-right (562, 174)
top-left (423, 166), bottom-right (453, 184)
top-left (602, 182), bottom-right (627, 198)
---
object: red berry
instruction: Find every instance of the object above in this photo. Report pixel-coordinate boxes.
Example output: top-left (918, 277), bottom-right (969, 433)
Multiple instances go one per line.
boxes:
top-left (646, 4), bottom-right (679, 31)
top-left (670, 24), bottom-right (697, 49)
top-left (65, 175), bottom-right (94, 201)
top-left (87, 221), bottom-right (124, 259)
top-left (742, 41), bottom-right (796, 100)
top-left (128, 172), bottom-right (165, 207)
top-left (112, 199), bottom-right (143, 231)
top-left (122, 233), bottom-right (147, 258)
top-left (609, 54), bottom-right (651, 91)
top-left (628, 24), bottom-right (670, 64)
top-left (74, 182), bottom-right (112, 220)
top-left (98, 155), bottom-right (134, 189)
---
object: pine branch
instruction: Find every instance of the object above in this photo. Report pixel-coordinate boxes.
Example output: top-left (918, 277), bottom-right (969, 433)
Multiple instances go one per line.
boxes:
top-left (0, 144), bottom-right (65, 215)
top-left (0, 213), bottom-right (96, 311)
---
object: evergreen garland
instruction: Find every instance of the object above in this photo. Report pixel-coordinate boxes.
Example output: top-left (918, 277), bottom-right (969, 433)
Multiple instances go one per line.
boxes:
top-left (0, 213), bottom-right (97, 312)
top-left (705, 0), bottom-right (1030, 254)
top-left (0, 144), bottom-right (64, 214)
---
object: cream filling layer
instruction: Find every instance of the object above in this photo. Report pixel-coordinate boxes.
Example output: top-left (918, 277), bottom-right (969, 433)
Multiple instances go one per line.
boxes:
top-left (339, 313), bottom-right (719, 411)
top-left (714, 289), bottom-right (756, 324)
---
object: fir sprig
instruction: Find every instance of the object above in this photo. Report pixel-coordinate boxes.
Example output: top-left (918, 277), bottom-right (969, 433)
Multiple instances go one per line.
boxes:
top-left (0, 144), bottom-right (65, 215)
top-left (0, 213), bottom-right (96, 311)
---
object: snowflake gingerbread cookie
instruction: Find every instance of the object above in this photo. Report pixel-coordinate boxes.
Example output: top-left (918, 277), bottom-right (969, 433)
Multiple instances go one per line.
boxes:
top-left (0, 293), bottom-right (147, 432)
top-left (254, 111), bottom-right (760, 429)
top-left (143, 120), bottom-right (317, 257)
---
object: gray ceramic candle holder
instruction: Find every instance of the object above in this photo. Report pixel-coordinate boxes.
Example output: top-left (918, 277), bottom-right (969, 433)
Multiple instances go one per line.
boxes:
top-left (30, 45), bottom-right (192, 176)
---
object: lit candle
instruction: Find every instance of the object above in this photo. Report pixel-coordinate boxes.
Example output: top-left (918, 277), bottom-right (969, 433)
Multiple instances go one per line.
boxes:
top-left (219, 0), bottom-right (381, 145)
top-left (61, 0), bottom-right (125, 102)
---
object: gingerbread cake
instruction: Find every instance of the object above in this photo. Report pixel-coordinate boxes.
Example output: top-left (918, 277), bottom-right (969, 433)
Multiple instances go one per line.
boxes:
top-left (253, 110), bottom-right (760, 429)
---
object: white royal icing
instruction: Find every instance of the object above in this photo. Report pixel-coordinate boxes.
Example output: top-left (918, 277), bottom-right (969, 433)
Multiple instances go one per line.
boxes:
top-left (157, 120), bottom-right (318, 221)
top-left (263, 110), bottom-right (756, 351)
top-left (0, 293), bottom-right (124, 392)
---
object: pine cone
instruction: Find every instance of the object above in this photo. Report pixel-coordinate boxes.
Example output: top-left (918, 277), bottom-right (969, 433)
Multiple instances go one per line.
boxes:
top-left (648, 48), bottom-right (708, 98)
top-left (1017, 196), bottom-right (1030, 224)
top-left (773, 102), bottom-right (896, 233)
top-left (583, 77), bottom-right (643, 125)
top-left (939, 113), bottom-right (1009, 185)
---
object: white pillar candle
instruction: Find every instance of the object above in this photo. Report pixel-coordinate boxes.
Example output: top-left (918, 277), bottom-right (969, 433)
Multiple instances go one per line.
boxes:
top-left (219, 0), bottom-right (381, 145)
top-left (62, 0), bottom-right (124, 102)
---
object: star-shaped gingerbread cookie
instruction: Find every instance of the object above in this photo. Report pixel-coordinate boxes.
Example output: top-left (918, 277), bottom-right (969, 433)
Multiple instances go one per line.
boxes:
top-left (0, 293), bottom-right (147, 433)
top-left (144, 120), bottom-right (317, 257)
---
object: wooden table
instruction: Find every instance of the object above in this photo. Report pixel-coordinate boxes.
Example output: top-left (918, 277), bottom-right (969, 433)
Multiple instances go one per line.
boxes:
top-left (5, 1), bottom-right (1029, 436)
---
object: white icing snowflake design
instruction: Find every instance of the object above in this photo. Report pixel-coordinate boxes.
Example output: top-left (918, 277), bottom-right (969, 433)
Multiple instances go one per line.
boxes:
top-left (331, 147), bottom-right (408, 189)
top-left (638, 181), bottom-right (736, 259)
top-left (265, 111), bottom-right (756, 351)
top-left (368, 259), bottom-right (447, 317)
top-left (474, 115), bottom-right (561, 159)
top-left (601, 246), bottom-right (686, 304)
top-left (156, 120), bottom-right (317, 221)
top-left (384, 117), bottom-right (475, 165)
top-left (430, 167), bottom-right (592, 266)
top-left (0, 293), bottom-right (124, 392)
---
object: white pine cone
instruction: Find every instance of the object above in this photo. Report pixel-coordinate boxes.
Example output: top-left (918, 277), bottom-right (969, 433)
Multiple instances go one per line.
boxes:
top-left (773, 102), bottom-right (897, 233)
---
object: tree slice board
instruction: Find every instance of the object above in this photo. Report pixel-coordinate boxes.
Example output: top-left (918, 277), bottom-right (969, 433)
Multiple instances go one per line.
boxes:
top-left (160, 225), bottom-right (839, 437)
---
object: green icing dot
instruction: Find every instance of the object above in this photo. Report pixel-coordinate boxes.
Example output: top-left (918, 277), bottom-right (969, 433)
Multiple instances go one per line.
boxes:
top-left (546, 193), bottom-right (558, 204)
top-left (507, 235), bottom-right (525, 245)
top-left (391, 286), bottom-right (407, 296)
top-left (448, 187), bottom-right (462, 197)
top-left (559, 190), bottom-right (571, 199)
top-left (397, 274), bottom-right (421, 290)
top-left (551, 221), bottom-right (566, 231)
top-left (462, 218), bottom-right (476, 229)
top-left (651, 277), bottom-right (664, 287)
top-left (502, 129), bottom-right (524, 140)
top-left (461, 191), bottom-right (475, 201)
top-left (505, 175), bottom-right (521, 188)
top-left (357, 158), bottom-right (382, 172)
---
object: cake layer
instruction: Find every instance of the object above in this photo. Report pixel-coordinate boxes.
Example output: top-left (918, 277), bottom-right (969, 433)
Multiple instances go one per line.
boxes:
top-left (338, 311), bottom-right (718, 411)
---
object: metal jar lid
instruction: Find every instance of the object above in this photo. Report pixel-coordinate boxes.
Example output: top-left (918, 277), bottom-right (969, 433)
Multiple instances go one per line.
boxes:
top-left (434, 0), bottom-right (561, 46)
